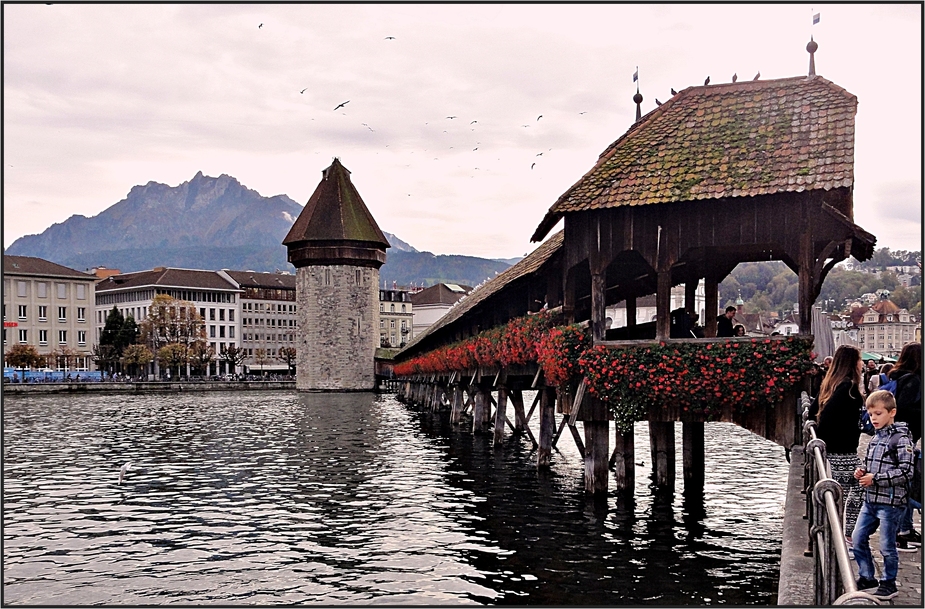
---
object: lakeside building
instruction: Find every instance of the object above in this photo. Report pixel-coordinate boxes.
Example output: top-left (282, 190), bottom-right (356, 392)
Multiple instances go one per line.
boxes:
top-left (2, 255), bottom-right (97, 372)
top-left (409, 283), bottom-right (471, 338)
top-left (222, 270), bottom-right (296, 373)
top-left (379, 288), bottom-right (413, 347)
top-left (94, 266), bottom-right (243, 376)
top-left (853, 295), bottom-right (918, 358)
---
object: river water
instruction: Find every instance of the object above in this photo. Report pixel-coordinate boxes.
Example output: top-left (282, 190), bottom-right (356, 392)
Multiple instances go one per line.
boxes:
top-left (2, 391), bottom-right (789, 605)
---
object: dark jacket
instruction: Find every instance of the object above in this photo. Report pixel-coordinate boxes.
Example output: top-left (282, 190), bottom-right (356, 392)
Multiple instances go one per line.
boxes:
top-left (817, 380), bottom-right (863, 454)
top-left (716, 315), bottom-right (734, 338)
top-left (892, 371), bottom-right (922, 444)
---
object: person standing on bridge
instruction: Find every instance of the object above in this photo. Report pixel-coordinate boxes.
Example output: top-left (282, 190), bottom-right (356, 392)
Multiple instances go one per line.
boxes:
top-left (815, 345), bottom-right (865, 543)
top-left (886, 341), bottom-right (922, 550)
top-left (851, 390), bottom-right (915, 599)
top-left (716, 305), bottom-right (736, 337)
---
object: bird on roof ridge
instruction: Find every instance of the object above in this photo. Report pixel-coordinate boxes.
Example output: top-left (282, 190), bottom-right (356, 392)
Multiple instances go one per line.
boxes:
top-left (753, 71), bottom-right (760, 80)
top-left (704, 76), bottom-right (710, 86)
top-left (670, 87), bottom-right (677, 95)
top-left (732, 73), bottom-right (737, 83)
top-left (655, 98), bottom-right (662, 106)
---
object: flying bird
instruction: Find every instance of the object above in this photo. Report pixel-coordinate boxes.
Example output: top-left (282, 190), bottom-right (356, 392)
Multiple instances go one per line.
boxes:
top-left (333, 100), bottom-right (350, 111)
top-left (531, 162), bottom-right (536, 170)
top-left (300, 88), bottom-right (307, 94)
top-left (704, 76), bottom-right (710, 86)
top-left (655, 98), bottom-right (662, 106)
top-left (732, 73), bottom-right (738, 83)
top-left (579, 111), bottom-right (587, 115)
top-left (446, 116), bottom-right (456, 119)
top-left (536, 152), bottom-right (543, 156)
top-left (258, 23), bottom-right (263, 28)
top-left (536, 115), bottom-right (543, 121)
top-left (472, 147), bottom-right (478, 151)
top-left (753, 71), bottom-right (761, 80)
top-left (470, 120), bottom-right (477, 124)
top-left (670, 87), bottom-right (677, 95)
top-left (384, 36), bottom-right (395, 40)
top-left (119, 462), bottom-right (133, 485)
top-left (362, 123), bottom-right (374, 131)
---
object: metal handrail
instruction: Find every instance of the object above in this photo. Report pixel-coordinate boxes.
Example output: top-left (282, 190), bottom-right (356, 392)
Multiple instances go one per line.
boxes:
top-left (800, 392), bottom-right (881, 605)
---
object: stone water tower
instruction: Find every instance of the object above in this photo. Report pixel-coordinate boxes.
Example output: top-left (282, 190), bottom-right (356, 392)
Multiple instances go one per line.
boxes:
top-left (283, 159), bottom-right (389, 391)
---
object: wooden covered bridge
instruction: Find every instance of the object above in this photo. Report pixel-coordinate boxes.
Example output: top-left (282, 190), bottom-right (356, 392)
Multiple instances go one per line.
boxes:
top-left (392, 43), bottom-right (876, 496)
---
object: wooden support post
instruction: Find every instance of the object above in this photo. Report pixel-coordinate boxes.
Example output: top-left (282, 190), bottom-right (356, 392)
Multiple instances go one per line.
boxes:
top-left (705, 275), bottom-right (718, 338)
top-left (685, 280), bottom-right (698, 330)
top-left (591, 271), bottom-right (606, 343)
top-left (649, 421), bottom-right (675, 491)
top-left (583, 395), bottom-right (610, 494)
top-left (472, 386), bottom-right (485, 434)
top-left (537, 387), bottom-right (556, 467)
top-left (450, 384), bottom-right (464, 424)
top-left (493, 383), bottom-right (508, 445)
top-left (610, 425), bottom-right (635, 495)
top-left (682, 421), bottom-right (705, 494)
top-left (798, 218), bottom-right (815, 335)
top-left (626, 296), bottom-right (637, 329)
top-left (510, 388), bottom-right (527, 433)
top-left (655, 269), bottom-right (672, 340)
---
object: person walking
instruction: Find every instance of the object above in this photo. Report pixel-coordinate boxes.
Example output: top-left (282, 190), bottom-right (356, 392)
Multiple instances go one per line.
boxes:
top-left (887, 342), bottom-right (922, 550)
top-left (851, 390), bottom-right (915, 599)
top-left (716, 305), bottom-right (736, 338)
top-left (815, 345), bottom-right (866, 545)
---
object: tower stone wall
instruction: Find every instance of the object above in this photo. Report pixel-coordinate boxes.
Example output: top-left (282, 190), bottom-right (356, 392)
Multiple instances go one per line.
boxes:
top-left (295, 264), bottom-right (380, 391)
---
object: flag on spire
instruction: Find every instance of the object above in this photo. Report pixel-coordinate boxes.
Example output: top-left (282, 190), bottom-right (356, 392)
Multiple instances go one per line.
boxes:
top-left (632, 67), bottom-right (638, 82)
top-left (813, 12), bottom-right (820, 25)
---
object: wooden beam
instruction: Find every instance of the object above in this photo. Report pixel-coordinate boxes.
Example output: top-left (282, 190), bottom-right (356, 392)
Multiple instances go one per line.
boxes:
top-left (568, 377), bottom-right (588, 426)
top-left (493, 384), bottom-right (508, 445)
top-left (682, 421), bottom-right (705, 494)
top-left (610, 426), bottom-right (635, 495)
top-left (537, 387), bottom-right (556, 467)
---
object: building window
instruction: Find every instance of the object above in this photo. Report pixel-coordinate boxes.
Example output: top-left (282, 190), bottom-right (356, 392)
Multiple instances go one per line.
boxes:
top-left (200, 308), bottom-right (206, 319)
top-left (210, 325), bottom-right (216, 338)
top-left (17, 281), bottom-right (27, 297)
top-left (18, 305), bottom-right (27, 320)
top-left (77, 307), bottom-right (86, 322)
top-left (37, 282), bottom-right (47, 298)
top-left (390, 304), bottom-right (395, 312)
top-left (401, 320), bottom-right (407, 330)
top-left (210, 308), bottom-right (216, 321)
top-left (380, 319), bottom-right (384, 329)
top-left (229, 327), bottom-right (235, 339)
top-left (58, 330), bottom-right (67, 344)
top-left (57, 283), bottom-right (67, 299)
top-left (401, 304), bottom-right (406, 313)
top-left (229, 310), bottom-right (234, 322)
top-left (219, 326), bottom-right (226, 338)
top-left (58, 307), bottom-right (67, 321)
top-left (390, 320), bottom-right (396, 329)
top-left (380, 303), bottom-right (384, 312)
top-left (219, 309), bottom-right (225, 321)
top-left (39, 330), bottom-right (48, 345)
top-left (76, 284), bottom-right (86, 300)
top-left (78, 331), bottom-right (86, 346)
top-left (19, 329), bottom-right (28, 343)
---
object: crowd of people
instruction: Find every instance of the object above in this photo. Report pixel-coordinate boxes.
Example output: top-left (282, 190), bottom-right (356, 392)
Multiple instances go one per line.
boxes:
top-left (809, 341), bottom-right (921, 599)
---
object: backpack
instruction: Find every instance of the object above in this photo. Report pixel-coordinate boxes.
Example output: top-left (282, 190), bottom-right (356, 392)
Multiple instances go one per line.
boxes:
top-left (880, 377), bottom-right (898, 394)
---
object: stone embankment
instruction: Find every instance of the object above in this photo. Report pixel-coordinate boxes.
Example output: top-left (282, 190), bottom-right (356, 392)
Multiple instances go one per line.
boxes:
top-left (3, 381), bottom-right (295, 395)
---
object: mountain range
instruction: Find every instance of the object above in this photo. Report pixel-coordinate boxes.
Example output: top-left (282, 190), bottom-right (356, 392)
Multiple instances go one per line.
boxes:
top-left (5, 172), bottom-right (515, 287)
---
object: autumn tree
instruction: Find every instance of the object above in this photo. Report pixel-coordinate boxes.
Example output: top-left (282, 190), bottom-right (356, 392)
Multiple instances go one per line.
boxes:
top-left (4, 344), bottom-right (42, 372)
top-left (157, 343), bottom-right (188, 379)
top-left (188, 341), bottom-right (215, 377)
top-left (219, 345), bottom-right (246, 377)
top-left (138, 294), bottom-right (205, 375)
top-left (277, 346), bottom-right (297, 375)
top-left (122, 344), bottom-right (153, 378)
top-left (253, 348), bottom-right (270, 376)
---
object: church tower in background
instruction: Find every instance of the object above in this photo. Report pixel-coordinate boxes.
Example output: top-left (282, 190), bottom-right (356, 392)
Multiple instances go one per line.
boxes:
top-left (283, 159), bottom-right (389, 391)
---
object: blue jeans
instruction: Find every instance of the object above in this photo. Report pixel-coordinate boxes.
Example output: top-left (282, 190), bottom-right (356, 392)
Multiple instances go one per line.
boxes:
top-left (901, 498), bottom-right (922, 532)
top-left (852, 502), bottom-right (905, 582)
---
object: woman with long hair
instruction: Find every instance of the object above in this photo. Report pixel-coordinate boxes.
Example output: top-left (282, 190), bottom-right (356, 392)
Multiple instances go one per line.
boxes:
top-left (816, 344), bottom-right (865, 543)
top-left (888, 342), bottom-right (922, 550)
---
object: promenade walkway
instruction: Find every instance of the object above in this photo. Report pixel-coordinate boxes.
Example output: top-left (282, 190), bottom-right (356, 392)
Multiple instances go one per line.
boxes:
top-left (779, 444), bottom-right (923, 606)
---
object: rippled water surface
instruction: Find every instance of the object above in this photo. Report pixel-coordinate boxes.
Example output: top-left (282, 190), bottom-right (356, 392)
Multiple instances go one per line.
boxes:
top-left (3, 391), bottom-right (789, 604)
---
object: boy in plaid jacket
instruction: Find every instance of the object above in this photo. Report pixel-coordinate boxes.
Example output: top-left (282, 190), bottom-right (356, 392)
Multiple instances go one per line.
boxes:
top-left (851, 390), bottom-right (915, 598)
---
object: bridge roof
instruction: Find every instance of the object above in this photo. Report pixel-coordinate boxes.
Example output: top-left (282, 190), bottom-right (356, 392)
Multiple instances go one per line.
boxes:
top-left (532, 75), bottom-right (858, 241)
top-left (398, 231), bottom-right (563, 359)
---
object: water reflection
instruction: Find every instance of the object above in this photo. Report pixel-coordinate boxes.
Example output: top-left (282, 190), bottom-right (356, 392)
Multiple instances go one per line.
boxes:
top-left (3, 391), bottom-right (787, 604)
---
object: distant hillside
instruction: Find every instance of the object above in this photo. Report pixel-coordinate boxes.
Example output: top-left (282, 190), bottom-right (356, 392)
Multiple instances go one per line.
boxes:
top-left (4, 172), bottom-right (509, 284)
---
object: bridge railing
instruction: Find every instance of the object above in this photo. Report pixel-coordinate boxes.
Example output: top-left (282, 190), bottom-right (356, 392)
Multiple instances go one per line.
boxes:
top-left (800, 392), bottom-right (881, 606)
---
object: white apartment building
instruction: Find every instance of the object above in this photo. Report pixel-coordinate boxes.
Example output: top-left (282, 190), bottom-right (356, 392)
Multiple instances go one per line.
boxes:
top-left (379, 288), bottom-right (413, 347)
top-left (855, 296), bottom-right (918, 359)
top-left (3, 255), bottom-right (97, 371)
top-left (223, 270), bottom-right (296, 373)
top-left (606, 283), bottom-right (706, 328)
top-left (95, 267), bottom-right (243, 376)
top-left (410, 283), bottom-right (471, 337)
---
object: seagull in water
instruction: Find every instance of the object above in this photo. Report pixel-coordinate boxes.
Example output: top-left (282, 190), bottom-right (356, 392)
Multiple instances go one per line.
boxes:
top-left (119, 462), bottom-right (133, 485)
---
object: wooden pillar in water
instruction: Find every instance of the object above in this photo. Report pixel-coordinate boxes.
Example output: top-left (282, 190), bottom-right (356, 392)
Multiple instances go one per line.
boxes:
top-left (510, 386), bottom-right (526, 433)
top-left (493, 373), bottom-right (508, 445)
top-left (472, 378), bottom-right (489, 434)
top-left (450, 383), bottom-right (464, 424)
top-left (537, 386), bottom-right (556, 467)
top-left (649, 421), bottom-right (675, 491)
top-left (682, 421), bottom-right (705, 493)
top-left (611, 425), bottom-right (635, 494)
top-left (583, 395), bottom-right (610, 494)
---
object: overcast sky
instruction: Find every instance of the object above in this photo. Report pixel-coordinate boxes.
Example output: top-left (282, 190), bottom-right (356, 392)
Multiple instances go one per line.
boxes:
top-left (3, 3), bottom-right (921, 260)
